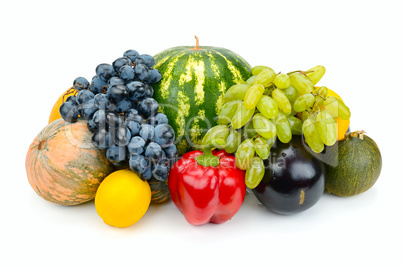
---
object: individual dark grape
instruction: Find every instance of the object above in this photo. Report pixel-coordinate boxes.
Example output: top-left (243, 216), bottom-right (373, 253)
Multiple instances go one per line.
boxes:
top-left (141, 166), bottom-right (152, 180)
top-left (143, 83), bottom-right (154, 98)
top-left (106, 145), bottom-right (127, 163)
top-left (92, 109), bottom-right (107, 128)
top-left (112, 57), bottom-right (131, 73)
top-left (140, 124), bottom-right (154, 143)
top-left (134, 64), bottom-right (150, 81)
top-left (107, 76), bottom-right (125, 87)
top-left (154, 124), bottom-right (175, 147)
top-left (146, 116), bottom-right (157, 126)
top-left (107, 84), bottom-right (129, 103)
top-left (125, 109), bottom-right (143, 123)
top-left (118, 65), bottom-right (135, 81)
top-left (80, 99), bottom-right (98, 119)
top-left (109, 98), bottom-right (132, 113)
top-left (145, 142), bottom-right (163, 163)
top-left (76, 90), bottom-right (95, 105)
top-left (73, 77), bottom-right (90, 91)
top-left (138, 98), bottom-right (159, 118)
top-left (92, 128), bottom-right (113, 149)
top-left (96, 63), bottom-right (114, 82)
top-left (106, 112), bottom-right (123, 129)
top-left (59, 101), bottom-right (79, 123)
top-left (94, 93), bottom-right (110, 110)
top-left (152, 161), bottom-right (169, 181)
top-left (127, 136), bottom-right (146, 154)
top-left (155, 113), bottom-right (168, 125)
top-left (87, 119), bottom-right (98, 133)
top-left (163, 144), bottom-right (178, 159)
top-left (123, 49), bottom-right (139, 62)
top-left (129, 154), bottom-right (150, 174)
top-left (65, 95), bottom-right (77, 104)
top-left (125, 120), bottom-right (141, 136)
top-left (91, 76), bottom-right (107, 94)
top-left (114, 126), bottom-right (131, 146)
top-left (126, 81), bottom-right (146, 101)
top-left (135, 54), bottom-right (155, 68)
top-left (147, 69), bottom-right (162, 84)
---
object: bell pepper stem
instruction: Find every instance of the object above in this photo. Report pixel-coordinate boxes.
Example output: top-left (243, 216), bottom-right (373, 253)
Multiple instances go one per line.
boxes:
top-left (195, 138), bottom-right (226, 167)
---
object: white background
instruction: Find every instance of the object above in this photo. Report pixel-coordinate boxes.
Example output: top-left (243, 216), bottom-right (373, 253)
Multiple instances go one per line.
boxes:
top-left (1, 0), bottom-right (401, 267)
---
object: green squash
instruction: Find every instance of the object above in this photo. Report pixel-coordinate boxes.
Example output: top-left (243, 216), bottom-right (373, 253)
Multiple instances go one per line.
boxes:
top-left (153, 37), bottom-right (252, 155)
top-left (324, 131), bottom-right (382, 197)
top-left (149, 178), bottom-right (170, 204)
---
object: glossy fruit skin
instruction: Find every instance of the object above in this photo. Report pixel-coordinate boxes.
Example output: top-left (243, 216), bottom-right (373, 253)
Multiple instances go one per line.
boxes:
top-left (48, 88), bottom-right (76, 123)
top-left (252, 136), bottom-right (325, 215)
top-left (149, 178), bottom-right (170, 204)
top-left (25, 119), bottom-right (115, 205)
top-left (152, 45), bottom-right (252, 155)
top-left (324, 132), bottom-right (382, 197)
top-left (168, 150), bottom-right (246, 225)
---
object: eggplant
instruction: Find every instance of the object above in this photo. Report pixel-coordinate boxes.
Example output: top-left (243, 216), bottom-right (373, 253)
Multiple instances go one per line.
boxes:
top-left (252, 135), bottom-right (325, 215)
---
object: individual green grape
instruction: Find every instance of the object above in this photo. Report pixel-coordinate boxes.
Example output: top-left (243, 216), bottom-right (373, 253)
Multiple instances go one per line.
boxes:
top-left (252, 69), bottom-right (276, 87)
top-left (289, 72), bottom-right (314, 94)
top-left (246, 76), bottom-right (257, 85)
top-left (252, 65), bottom-right (274, 76)
top-left (225, 128), bottom-right (242, 154)
top-left (306, 65), bottom-right (326, 85)
top-left (217, 100), bottom-right (242, 125)
top-left (223, 84), bottom-right (250, 103)
top-left (293, 93), bottom-right (315, 112)
top-left (316, 86), bottom-right (329, 99)
top-left (273, 73), bottom-right (291, 89)
top-left (313, 95), bottom-right (324, 110)
top-left (231, 102), bottom-right (255, 129)
top-left (235, 139), bottom-right (255, 170)
top-left (323, 96), bottom-right (351, 120)
top-left (287, 116), bottom-right (303, 135)
top-left (264, 136), bottom-right (276, 148)
top-left (244, 84), bottom-right (264, 110)
top-left (275, 117), bottom-right (292, 143)
top-left (245, 157), bottom-right (265, 189)
top-left (202, 125), bottom-right (230, 145)
top-left (316, 110), bottom-right (337, 146)
top-left (302, 118), bottom-right (324, 153)
top-left (254, 137), bottom-right (270, 160)
top-left (301, 110), bottom-right (310, 121)
top-left (272, 88), bottom-right (292, 114)
top-left (256, 95), bottom-right (278, 119)
top-left (252, 113), bottom-right (277, 139)
top-left (283, 86), bottom-right (299, 103)
top-left (244, 119), bottom-right (258, 139)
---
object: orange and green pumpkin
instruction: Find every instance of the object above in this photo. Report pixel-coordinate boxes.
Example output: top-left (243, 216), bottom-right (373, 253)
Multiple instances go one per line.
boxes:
top-left (25, 118), bottom-right (115, 205)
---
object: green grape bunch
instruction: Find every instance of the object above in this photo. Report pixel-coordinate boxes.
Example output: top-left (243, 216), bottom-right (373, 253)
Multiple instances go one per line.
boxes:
top-left (202, 65), bottom-right (351, 189)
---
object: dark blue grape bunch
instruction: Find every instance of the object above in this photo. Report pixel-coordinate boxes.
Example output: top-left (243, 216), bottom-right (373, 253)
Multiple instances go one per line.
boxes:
top-left (58, 49), bottom-right (177, 182)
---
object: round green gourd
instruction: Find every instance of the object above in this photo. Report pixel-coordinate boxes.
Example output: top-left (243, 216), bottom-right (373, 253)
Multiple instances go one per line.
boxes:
top-left (149, 178), bottom-right (170, 204)
top-left (152, 37), bottom-right (252, 155)
top-left (325, 131), bottom-right (382, 197)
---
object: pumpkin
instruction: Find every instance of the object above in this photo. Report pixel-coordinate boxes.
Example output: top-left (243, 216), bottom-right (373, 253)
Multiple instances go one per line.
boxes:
top-left (148, 178), bottom-right (170, 204)
top-left (152, 37), bottom-right (252, 155)
top-left (324, 131), bottom-right (382, 197)
top-left (48, 88), bottom-right (76, 123)
top-left (25, 118), bottom-right (115, 205)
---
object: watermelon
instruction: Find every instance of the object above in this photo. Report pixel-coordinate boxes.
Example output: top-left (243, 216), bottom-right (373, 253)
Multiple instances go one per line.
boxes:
top-left (153, 38), bottom-right (252, 155)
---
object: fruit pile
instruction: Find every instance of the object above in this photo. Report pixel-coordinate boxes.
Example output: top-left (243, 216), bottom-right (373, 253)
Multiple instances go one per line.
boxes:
top-left (25, 38), bottom-right (383, 228)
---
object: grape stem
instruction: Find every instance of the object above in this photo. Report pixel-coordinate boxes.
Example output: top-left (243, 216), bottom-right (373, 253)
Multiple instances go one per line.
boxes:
top-left (195, 138), bottom-right (226, 167)
top-left (62, 86), bottom-right (78, 103)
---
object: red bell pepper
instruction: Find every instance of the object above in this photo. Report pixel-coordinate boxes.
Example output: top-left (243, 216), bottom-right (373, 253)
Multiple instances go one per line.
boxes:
top-left (168, 139), bottom-right (246, 225)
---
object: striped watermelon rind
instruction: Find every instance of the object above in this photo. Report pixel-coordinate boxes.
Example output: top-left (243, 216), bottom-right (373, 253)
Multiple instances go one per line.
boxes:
top-left (153, 46), bottom-right (252, 155)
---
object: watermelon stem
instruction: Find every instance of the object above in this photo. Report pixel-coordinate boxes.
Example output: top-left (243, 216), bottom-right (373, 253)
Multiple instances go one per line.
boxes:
top-left (191, 35), bottom-right (202, 50)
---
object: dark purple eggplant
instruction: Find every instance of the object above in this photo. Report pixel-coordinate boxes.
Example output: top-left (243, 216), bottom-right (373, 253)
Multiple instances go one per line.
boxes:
top-left (252, 135), bottom-right (325, 215)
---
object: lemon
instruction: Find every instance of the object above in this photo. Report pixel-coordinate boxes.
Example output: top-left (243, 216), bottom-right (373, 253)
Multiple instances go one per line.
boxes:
top-left (95, 170), bottom-right (151, 228)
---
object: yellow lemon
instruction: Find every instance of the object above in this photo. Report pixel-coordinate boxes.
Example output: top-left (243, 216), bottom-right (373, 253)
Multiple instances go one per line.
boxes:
top-left (95, 170), bottom-right (151, 228)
